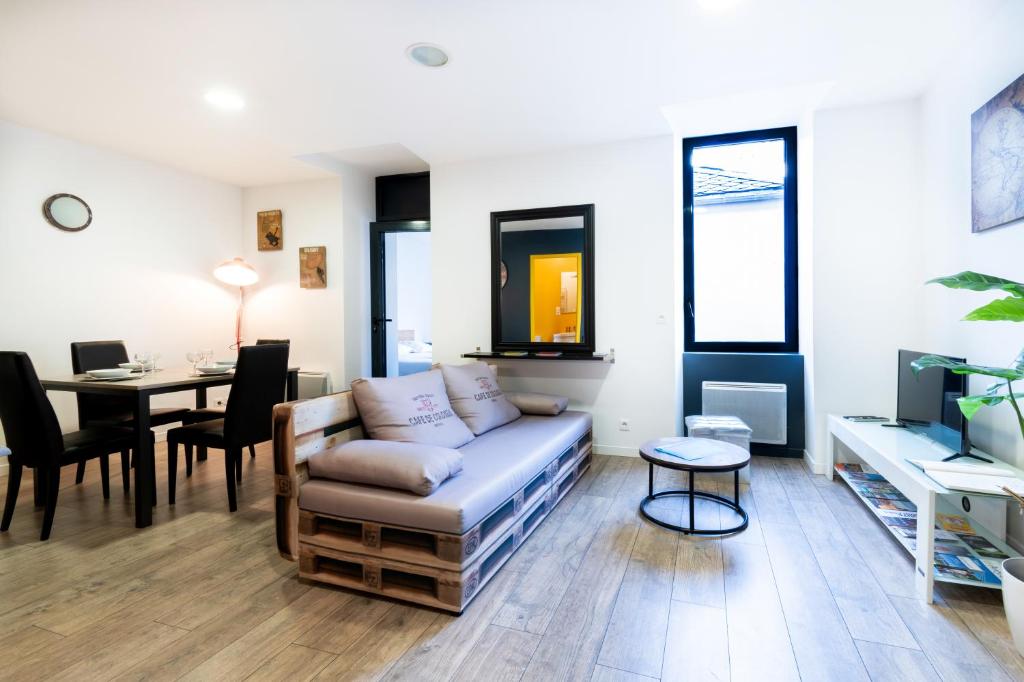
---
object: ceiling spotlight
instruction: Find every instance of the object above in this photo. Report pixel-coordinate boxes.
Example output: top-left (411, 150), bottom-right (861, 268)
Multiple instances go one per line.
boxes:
top-left (406, 43), bottom-right (449, 68)
top-left (204, 89), bottom-right (246, 111)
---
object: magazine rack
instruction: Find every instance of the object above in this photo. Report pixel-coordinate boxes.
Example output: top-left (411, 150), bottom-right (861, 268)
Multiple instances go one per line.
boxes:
top-left (826, 414), bottom-right (1021, 603)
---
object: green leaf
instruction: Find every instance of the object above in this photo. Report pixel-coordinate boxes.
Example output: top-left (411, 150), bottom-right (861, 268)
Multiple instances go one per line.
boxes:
top-left (963, 296), bottom-right (1024, 322)
top-left (911, 354), bottom-right (1024, 381)
top-left (957, 393), bottom-right (1024, 420)
top-left (928, 271), bottom-right (1024, 298)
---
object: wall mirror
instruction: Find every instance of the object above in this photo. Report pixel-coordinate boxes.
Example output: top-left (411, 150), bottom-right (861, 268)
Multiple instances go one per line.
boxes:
top-left (491, 203), bottom-right (595, 353)
top-left (43, 193), bottom-right (92, 232)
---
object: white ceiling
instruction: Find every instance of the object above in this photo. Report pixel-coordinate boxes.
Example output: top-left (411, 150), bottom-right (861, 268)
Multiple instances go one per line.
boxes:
top-left (0, 0), bottom-right (1006, 187)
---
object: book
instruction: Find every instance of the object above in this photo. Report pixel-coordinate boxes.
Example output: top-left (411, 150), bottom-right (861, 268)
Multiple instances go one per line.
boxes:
top-left (653, 445), bottom-right (704, 462)
top-left (868, 497), bottom-right (916, 512)
top-left (908, 459), bottom-right (1024, 496)
top-left (534, 351), bottom-right (563, 358)
top-left (934, 554), bottom-right (1001, 585)
top-left (500, 351), bottom-right (529, 357)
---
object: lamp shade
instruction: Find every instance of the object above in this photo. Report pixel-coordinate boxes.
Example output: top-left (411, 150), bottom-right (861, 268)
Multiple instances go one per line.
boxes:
top-left (213, 257), bottom-right (259, 286)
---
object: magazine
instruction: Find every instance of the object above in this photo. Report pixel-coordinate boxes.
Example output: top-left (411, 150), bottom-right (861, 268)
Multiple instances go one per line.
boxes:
top-left (878, 509), bottom-right (917, 520)
top-left (934, 554), bottom-right (1001, 585)
top-left (956, 533), bottom-right (1009, 559)
top-left (982, 557), bottom-right (1004, 579)
top-left (936, 513), bottom-right (974, 534)
top-left (867, 497), bottom-right (916, 512)
top-left (934, 541), bottom-right (971, 556)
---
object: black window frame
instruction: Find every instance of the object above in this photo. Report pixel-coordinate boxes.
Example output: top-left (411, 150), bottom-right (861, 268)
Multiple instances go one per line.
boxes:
top-left (683, 126), bottom-right (799, 354)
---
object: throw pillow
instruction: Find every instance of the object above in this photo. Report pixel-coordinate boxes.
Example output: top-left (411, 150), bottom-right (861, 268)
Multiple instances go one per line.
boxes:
top-left (438, 362), bottom-right (521, 435)
top-left (308, 439), bottom-right (463, 496)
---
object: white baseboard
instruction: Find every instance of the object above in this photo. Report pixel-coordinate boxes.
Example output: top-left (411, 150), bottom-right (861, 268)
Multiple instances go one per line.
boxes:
top-left (803, 448), bottom-right (824, 475)
top-left (593, 444), bottom-right (638, 457)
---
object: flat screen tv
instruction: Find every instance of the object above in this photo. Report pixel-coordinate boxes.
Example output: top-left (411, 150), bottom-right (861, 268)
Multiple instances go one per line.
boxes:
top-left (896, 349), bottom-right (986, 462)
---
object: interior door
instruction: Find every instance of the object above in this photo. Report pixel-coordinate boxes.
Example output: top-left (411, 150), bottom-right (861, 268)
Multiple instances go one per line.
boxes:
top-left (369, 220), bottom-right (431, 377)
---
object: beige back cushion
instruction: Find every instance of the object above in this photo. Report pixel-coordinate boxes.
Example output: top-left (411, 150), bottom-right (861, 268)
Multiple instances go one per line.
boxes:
top-left (351, 369), bottom-right (475, 448)
top-left (438, 362), bottom-right (522, 435)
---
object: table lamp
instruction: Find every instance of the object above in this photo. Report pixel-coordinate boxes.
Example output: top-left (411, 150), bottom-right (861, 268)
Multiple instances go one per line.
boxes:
top-left (213, 257), bottom-right (259, 350)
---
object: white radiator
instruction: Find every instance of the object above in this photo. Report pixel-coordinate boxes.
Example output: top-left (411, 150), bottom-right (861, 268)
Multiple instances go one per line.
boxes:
top-left (701, 381), bottom-right (787, 445)
top-left (298, 371), bottom-right (333, 399)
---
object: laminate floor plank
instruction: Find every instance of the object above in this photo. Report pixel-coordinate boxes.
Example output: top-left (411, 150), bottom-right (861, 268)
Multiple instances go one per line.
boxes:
top-left (854, 640), bottom-right (941, 682)
top-left (942, 594), bottom-right (1024, 680)
top-left (451, 624), bottom-right (540, 682)
top-left (590, 664), bottom-right (658, 682)
top-left (747, 456), bottom-right (798, 526)
top-left (247, 643), bottom-right (337, 681)
top-left (890, 594), bottom-right (1011, 681)
top-left (660, 600), bottom-right (729, 682)
top-left (761, 520), bottom-right (870, 681)
top-left (722, 540), bottom-right (800, 682)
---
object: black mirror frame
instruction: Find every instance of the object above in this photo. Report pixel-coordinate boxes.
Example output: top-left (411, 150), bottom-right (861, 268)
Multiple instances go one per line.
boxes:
top-left (42, 193), bottom-right (92, 232)
top-left (490, 203), bottom-right (595, 354)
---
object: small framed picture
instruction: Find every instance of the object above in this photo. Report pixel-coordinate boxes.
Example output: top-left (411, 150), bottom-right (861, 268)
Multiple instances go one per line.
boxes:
top-left (257, 210), bottom-right (283, 250)
top-left (299, 246), bottom-right (327, 289)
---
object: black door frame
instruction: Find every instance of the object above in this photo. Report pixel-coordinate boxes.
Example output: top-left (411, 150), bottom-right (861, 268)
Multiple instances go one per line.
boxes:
top-left (369, 220), bottom-right (431, 377)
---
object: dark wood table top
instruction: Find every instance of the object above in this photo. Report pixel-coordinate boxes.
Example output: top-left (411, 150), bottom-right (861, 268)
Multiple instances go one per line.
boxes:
top-left (41, 366), bottom-right (300, 395)
top-left (639, 437), bottom-right (750, 472)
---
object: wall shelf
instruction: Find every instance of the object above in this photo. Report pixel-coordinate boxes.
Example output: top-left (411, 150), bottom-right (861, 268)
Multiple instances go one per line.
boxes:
top-left (462, 349), bottom-right (614, 363)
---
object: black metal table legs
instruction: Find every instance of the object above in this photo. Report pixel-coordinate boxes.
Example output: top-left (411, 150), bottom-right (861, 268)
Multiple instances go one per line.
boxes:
top-left (639, 463), bottom-right (748, 536)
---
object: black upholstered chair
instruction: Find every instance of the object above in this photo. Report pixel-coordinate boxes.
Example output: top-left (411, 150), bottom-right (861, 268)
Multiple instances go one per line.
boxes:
top-left (0, 352), bottom-right (135, 540)
top-left (166, 343), bottom-right (289, 512)
top-left (70, 341), bottom-right (190, 492)
top-left (178, 339), bottom-right (291, 461)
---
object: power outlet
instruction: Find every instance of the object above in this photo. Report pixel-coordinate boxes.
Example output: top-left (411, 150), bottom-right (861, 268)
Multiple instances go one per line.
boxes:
top-left (619, 418), bottom-right (631, 431)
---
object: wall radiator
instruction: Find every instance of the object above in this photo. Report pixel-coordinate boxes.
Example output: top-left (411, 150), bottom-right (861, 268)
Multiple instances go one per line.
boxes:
top-left (701, 381), bottom-right (788, 445)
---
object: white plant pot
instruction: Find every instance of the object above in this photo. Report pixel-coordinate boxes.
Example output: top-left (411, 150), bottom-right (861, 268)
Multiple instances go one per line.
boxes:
top-left (1002, 557), bottom-right (1024, 656)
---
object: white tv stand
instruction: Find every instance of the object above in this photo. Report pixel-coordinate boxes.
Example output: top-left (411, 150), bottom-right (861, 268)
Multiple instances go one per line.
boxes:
top-left (826, 414), bottom-right (1019, 603)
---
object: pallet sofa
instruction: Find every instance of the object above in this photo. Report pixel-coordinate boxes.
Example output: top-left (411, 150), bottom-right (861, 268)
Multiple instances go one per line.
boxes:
top-left (273, 388), bottom-right (593, 613)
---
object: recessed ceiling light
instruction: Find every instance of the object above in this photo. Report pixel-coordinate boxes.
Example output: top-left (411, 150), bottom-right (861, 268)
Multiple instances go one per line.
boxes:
top-left (204, 89), bottom-right (245, 111)
top-left (406, 43), bottom-right (449, 68)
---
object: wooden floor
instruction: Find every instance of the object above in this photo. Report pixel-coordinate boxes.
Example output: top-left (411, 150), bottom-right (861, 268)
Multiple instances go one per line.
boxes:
top-left (0, 446), bottom-right (1021, 681)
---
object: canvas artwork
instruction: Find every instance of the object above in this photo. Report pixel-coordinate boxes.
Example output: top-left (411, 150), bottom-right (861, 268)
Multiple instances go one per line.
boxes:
top-left (299, 246), bottom-right (327, 289)
top-left (971, 72), bottom-right (1024, 232)
top-left (258, 209), bottom-right (283, 250)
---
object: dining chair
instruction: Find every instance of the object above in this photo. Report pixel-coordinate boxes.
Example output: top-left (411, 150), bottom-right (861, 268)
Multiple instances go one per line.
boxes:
top-left (70, 341), bottom-right (190, 493)
top-left (166, 343), bottom-right (289, 512)
top-left (0, 351), bottom-right (135, 540)
top-left (256, 339), bottom-right (290, 346)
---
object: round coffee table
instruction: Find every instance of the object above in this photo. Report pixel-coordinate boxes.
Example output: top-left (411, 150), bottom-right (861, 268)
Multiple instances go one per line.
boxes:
top-left (639, 437), bottom-right (750, 535)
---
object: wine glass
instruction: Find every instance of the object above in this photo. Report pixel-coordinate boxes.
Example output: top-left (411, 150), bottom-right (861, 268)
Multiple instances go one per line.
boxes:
top-left (186, 351), bottom-right (200, 376)
top-left (151, 352), bottom-right (161, 372)
top-left (134, 351), bottom-right (152, 376)
top-left (202, 348), bottom-right (214, 367)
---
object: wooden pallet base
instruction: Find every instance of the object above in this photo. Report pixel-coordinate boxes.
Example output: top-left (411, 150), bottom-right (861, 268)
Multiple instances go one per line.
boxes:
top-left (298, 440), bottom-right (592, 612)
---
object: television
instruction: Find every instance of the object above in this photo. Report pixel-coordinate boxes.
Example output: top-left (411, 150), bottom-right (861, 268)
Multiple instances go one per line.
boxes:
top-left (896, 349), bottom-right (986, 462)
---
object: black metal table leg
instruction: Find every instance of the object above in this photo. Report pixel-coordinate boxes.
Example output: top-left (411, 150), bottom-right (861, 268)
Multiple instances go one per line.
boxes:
top-left (648, 462), bottom-right (654, 497)
top-left (133, 392), bottom-right (153, 528)
top-left (195, 386), bottom-right (208, 462)
top-left (688, 470), bottom-right (695, 533)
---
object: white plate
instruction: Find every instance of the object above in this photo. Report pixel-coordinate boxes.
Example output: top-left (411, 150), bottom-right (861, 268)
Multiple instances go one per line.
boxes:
top-left (196, 366), bottom-right (232, 375)
top-left (119, 362), bottom-right (155, 371)
top-left (214, 360), bottom-right (237, 367)
top-left (87, 368), bottom-right (132, 379)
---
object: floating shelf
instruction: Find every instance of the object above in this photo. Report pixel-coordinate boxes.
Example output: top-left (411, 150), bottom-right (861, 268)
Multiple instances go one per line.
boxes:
top-left (462, 350), bottom-right (614, 363)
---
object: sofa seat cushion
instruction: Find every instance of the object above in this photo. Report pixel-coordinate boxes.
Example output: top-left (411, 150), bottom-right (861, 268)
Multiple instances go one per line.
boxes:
top-left (439, 361), bottom-right (521, 435)
top-left (350, 369), bottom-right (475, 449)
top-left (505, 391), bottom-right (569, 416)
top-left (308, 440), bottom-right (463, 496)
top-left (299, 410), bottom-right (592, 535)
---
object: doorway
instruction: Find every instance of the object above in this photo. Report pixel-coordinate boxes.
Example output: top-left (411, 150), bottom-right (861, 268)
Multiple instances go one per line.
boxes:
top-left (370, 221), bottom-right (432, 377)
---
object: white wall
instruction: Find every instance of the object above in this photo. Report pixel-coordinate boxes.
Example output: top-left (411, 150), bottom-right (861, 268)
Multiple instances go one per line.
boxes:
top-left (241, 179), bottom-right (346, 385)
top-left (917, 1), bottom-right (1024, 537)
top-left (0, 119), bottom-right (241, 444)
top-left (808, 99), bottom-right (925, 464)
top-left (431, 136), bottom-right (677, 454)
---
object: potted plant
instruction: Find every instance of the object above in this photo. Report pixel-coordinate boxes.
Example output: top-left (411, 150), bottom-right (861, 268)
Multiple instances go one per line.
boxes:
top-left (911, 271), bottom-right (1024, 653)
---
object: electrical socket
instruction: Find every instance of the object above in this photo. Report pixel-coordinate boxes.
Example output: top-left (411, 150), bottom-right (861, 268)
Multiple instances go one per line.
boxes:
top-left (619, 418), bottom-right (630, 431)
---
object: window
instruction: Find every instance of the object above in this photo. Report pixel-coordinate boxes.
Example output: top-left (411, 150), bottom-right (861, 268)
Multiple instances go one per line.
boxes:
top-left (683, 126), bottom-right (798, 353)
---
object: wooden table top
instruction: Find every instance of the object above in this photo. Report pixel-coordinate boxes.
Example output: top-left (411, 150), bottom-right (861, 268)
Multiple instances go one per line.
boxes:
top-left (639, 437), bottom-right (750, 472)
top-left (41, 366), bottom-right (300, 394)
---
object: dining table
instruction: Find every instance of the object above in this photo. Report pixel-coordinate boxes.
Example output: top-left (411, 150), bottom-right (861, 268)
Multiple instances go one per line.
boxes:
top-left (40, 366), bottom-right (300, 528)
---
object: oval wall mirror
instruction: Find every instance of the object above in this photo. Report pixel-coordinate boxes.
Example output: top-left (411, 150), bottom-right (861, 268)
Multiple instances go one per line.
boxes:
top-left (43, 193), bottom-right (92, 232)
